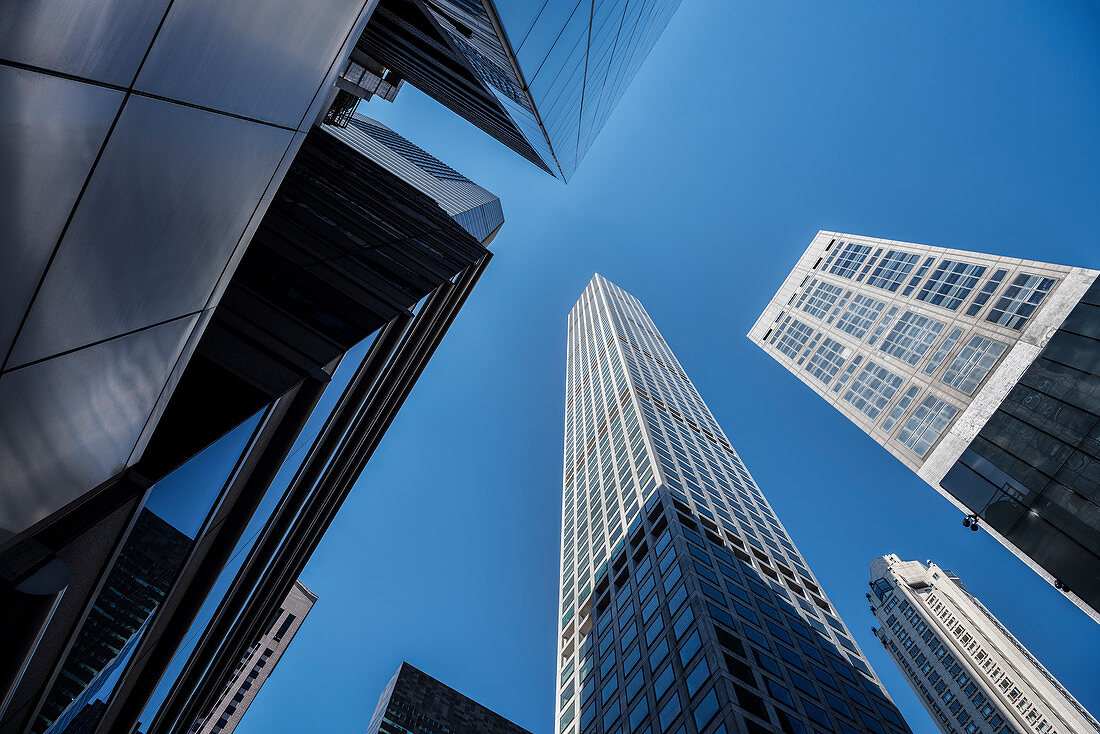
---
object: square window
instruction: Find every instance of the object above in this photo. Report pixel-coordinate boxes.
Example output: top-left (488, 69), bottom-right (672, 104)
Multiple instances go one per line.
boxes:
top-left (879, 311), bottom-right (945, 365)
top-left (987, 273), bottom-right (1056, 329)
top-left (866, 250), bottom-right (920, 292)
top-left (843, 362), bottom-right (903, 420)
top-left (806, 338), bottom-right (850, 385)
top-left (896, 395), bottom-right (958, 457)
top-left (942, 335), bottom-right (1006, 395)
top-left (917, 260), bottom-right (986, 311)
top-left (828, 242), bottom-right (874, 279)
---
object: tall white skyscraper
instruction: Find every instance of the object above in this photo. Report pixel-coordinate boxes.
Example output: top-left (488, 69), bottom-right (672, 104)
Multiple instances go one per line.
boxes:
top-left (749, 231), bottom-right (1100, 621)
top-left (869, 555), bottom-right (1098, 734)
top-left (555, 275), bottom-right (909, 734)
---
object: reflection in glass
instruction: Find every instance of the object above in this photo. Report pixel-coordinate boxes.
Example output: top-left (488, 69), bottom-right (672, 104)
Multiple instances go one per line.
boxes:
top-left (36, 413), bottom-right (264, 734)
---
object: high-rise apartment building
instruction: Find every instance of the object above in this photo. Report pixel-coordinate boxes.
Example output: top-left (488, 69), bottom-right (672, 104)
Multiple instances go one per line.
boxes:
top-left (1, 1), bottom-right (679, 729)
top-left (190, 581), bottom-right (317, 734)
top-left (749, 231), bottom-right (1100, 621)
top-left (556, 276), bottom-right (910, 734)
top-left (366, 662), bottom-right (530, 734)
top-left (868, 555), bottom-right (1099, 734)
top-left (356, 0), bottom-right (683, 179)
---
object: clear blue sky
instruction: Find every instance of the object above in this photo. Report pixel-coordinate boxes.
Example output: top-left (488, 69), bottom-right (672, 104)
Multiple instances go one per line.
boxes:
top-left (236, 2), bottom-right (1100, 732)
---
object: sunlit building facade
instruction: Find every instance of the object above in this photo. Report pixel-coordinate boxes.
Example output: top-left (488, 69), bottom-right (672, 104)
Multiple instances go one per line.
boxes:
top-left (190, 580), bottom-right (317, 734)
top-left (749, 232), bottom-right (1100, 622)
top-left (556, 275), bottom-right (910, 734)
top-left (869, 555), bottom-right (1099, 734)
top-left (357, 0), bottom-right (683, 179)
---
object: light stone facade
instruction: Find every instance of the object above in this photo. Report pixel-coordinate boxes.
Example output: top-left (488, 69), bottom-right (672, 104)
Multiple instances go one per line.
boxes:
top-left (869, 555), bottom-right (1098, 734)
top-left (749, 231), bottom-right (1099, 622)
top-left (190, 580), bottom-right (317, 734)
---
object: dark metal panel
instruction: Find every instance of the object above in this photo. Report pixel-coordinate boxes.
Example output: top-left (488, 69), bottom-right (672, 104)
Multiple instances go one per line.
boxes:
top-left (0, 67), bottom-right (124, 367)
top-left (0, 0), bottom-right (171, 85)
top-left (134, 0), bottom-right (374, 128)
top-left (0, 315), bottom-right (197, 541)
top-left (6, 96), bottom-right (294, 369)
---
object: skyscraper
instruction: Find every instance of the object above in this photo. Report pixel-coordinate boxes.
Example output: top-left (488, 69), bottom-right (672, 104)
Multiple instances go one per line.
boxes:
top-left (324, 113), bottom-right (504, 243)
top-left (366, 662), bottom-right (530, 734)
top-left (2, 1), bottom-right (681, 729)
top-left (556, 276), bottom-right (909, 734)
top-left (189, 581), bottom-right (317, 734)
top-left (355, 0), bottom-right (683, 179)
top-left (869, 555), bottom-right (1099, 734)
top-left (749, 231), bottom-right (1100, 621)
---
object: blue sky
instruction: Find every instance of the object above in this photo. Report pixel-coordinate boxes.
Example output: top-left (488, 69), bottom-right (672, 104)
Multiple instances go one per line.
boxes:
top-left (236, 2), bottom-right (1100, 732)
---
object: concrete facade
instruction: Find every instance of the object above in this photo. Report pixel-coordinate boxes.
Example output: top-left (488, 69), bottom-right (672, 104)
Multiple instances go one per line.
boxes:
top-left (869, 555), bottom-right (1098, 734)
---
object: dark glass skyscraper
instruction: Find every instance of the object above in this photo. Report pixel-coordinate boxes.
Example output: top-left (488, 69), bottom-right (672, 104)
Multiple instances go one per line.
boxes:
top-left (356, 0), bottom-right (683, 179)
top-left (325, 113), bottom-right (504, 243)
top-left (557, 276), bottom-right (911, 734)
top-left (366, 662), bottom-right (530, 734)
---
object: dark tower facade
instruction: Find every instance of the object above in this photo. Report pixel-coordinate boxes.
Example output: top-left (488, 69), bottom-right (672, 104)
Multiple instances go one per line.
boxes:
top-left (556, 276), bottom-right (912, 734)
top-left (366, 663), bottom-right (531, 734)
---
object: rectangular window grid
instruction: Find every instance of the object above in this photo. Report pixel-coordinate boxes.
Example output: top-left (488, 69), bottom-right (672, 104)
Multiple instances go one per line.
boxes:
top-left (897, 395), bottom-right (959, 457)
top-left (836, 295), bottom-right (887, 339)
top-left (828, 242), bottom-right (874, 279)
top-left (773, 318), bottom-right (815, 361)
top-left (917, 260), bottom-right (987, 311)
top-left (879, 311), bottom-right (945, 366)
top-left (844, 362), bottom-right (904, 420)
top-left (923, 327), bottom-right (963, 376)
top-left (986, 274), bottom-right (1056, 330)
top-left (799, 282), bottom-right (845, 320)
top-left (965, 269), bottom-right (1007, 317)
top-left (942, 335), bottom-right (1007, 396)
top-left (806, 338), bottom-right (849, 386)
top-left (867, 250), bottom-right (921, 292)
top-left (882, 385), bottom-right (920, 432)
top-left (901, 257), bottom-right (936, 297)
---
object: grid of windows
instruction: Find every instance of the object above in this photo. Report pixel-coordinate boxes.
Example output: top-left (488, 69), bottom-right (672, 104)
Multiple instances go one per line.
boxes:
top-left (800, 282), bottom-right (845, 320)
top-left (566, 276), bottom-right (905, 734)
top-left (774, 319), bottom-right (815, 360)
top-left (965, 270), bottom-right (1007, 317)
top-left (879, 312), bottom-right (945, 366)
top-left (923, 328), bottom-right (963, 376)
top-left (866, 251), bottom-right (920, 292)
top-left (872, 558), bottom-right (1099, 734)
top-left (941, 336), bottom-right (1006, 396)
top-left (917, 261), bottom-right (987, 311)
top-left (882, 386), bottom-right (920, 433)
top-left (896, 396), bottom-right (958, 457)
top-left (829, 242), bottom-right (874, 279)
top-left (836, 295), bottom-right (886, 339)
top-left (901, 257), bottom-right (937, 298)
top-left (844, 363), bottom-right (904, 420)
top-left (986, 274), bottom-right (1056, 330)
top-left (806, 338), bottom-right (849, 386)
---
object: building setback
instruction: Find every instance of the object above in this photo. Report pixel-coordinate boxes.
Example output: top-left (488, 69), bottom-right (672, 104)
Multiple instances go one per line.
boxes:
top-left (869, 555), bottom-right (1099, 734)
top-left (748, 231), bottom-right (1100, 622)
top-left (366, 662), bottom-right (531, 734)
top-left (556, 275), bottom-right (910, 734)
